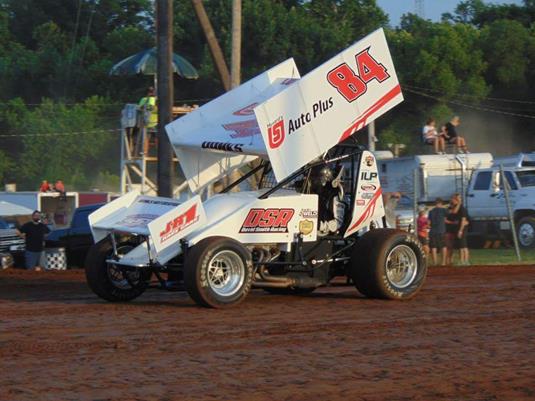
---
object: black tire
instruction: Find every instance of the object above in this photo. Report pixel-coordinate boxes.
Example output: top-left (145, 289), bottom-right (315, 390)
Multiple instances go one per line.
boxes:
top-left (85, 239), bottom-right (149, 302)
top-left (350, 228), bottom-right (427, 300)
top-left (517, 217), bottom-right (535, 248)
top-left (263, 287), bottom-right (316, 295)
top-left (184, 237), bottom-right (253, 308)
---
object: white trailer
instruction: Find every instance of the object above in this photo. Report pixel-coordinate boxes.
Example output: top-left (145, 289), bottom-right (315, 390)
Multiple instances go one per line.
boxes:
top-left (0, 192), bottom-right (78, 228)
top-left (379, 153), bottom-right (493, 203)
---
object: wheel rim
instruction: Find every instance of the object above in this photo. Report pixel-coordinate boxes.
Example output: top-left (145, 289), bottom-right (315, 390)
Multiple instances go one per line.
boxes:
top-left (519, 223), bottom-right (534, 247)
top-left (385, 244), bottom-right (418, 289)
top-left (207, 250), bottom-right (245, 297)
top-left (107, 245), bottom-right (140, 289)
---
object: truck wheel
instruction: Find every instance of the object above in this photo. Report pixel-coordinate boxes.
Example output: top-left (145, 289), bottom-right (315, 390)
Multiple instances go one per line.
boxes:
top-left (351, 229), bottom-right (427, 300)
top-left (517, 217), bottom-right (535, 248)
top-left (85, 239), bottom-right (149, 302)
top-left (184, 237), bottom-right (253, 308)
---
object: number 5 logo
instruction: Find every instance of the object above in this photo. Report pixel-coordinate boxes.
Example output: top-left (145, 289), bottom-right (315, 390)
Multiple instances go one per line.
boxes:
top-left (267, 119), bottom-right (285, 149)
top-left (327, 47), bottom-right (390, 102)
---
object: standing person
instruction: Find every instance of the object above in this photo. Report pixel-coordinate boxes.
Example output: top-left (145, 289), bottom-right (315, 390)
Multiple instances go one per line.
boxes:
top-left (138, 86), bottom-right (158, 154)
top-left (16, 211), bottom-right (50, 271)
top-left (445, 193), bottom-right (470, 265)
top-left (428, 198), bottom-right (448, 266)
top-left (416, 208), bottom-right (430, 257)
top-left (422, 118), bottom-right (445, 154)
top-left (444, 116), bottom-right (469, 154)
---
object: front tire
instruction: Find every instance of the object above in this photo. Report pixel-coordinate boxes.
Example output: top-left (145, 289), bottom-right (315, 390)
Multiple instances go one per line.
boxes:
top-left (351, 229), bottom-right (427, 300)
top-left (85, 239), bottom-right (149, 302)
top-left (184, 237), bottom-right (253, 308)
top-left (517, 217), bottom-right (535, 248)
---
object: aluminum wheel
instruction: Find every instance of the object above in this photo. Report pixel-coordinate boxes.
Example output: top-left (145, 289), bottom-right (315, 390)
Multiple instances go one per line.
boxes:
top-left (207, 250), bottom-right (245, 297)
top-left (385, 244), bottom-right (418, 289)
top-left (519, 223), bottom-right (535, 247)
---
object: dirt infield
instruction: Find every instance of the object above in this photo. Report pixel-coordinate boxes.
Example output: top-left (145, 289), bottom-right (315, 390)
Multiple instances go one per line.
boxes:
top-left (1, 266), bottom-right (534, 401)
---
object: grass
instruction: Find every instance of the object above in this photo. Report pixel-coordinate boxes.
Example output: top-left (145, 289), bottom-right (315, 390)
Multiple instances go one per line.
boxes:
top-left (458, 248), bottom-right (535, 266)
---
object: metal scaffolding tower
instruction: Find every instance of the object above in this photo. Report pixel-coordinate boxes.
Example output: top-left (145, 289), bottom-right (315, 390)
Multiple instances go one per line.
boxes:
top-left (119, 104), bottom-right (195, 197)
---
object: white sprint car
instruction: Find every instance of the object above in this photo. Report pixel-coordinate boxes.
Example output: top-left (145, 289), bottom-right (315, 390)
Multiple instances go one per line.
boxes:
top-left (85, 29), bottom-right (427, 308)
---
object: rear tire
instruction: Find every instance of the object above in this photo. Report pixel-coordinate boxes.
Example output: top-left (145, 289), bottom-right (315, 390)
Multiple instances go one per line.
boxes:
top-left (351, 229), bottom-right (427, 300)
top-left (85, 239), bottom-right (149, 302)
top-left (184, 237), bottom-right (253, 308)
top-left (517, 217), bottom-right (535, 248)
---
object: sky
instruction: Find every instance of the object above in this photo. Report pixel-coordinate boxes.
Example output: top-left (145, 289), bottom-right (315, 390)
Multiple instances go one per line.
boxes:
top-left (376, 0), bottom-right (523, 26)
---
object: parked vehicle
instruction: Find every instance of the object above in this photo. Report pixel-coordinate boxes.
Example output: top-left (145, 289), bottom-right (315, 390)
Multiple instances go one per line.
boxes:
top-left (0, 217), bottom-right (25, 267)
top-left (379, 152), bottom-right (535, 248)
top-left (85, 29), bottom-right (428, 308)
top-left (45, 204), bottom-right (103, 267)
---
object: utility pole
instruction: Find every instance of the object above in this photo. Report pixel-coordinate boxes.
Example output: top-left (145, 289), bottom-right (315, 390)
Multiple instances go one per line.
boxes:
top-left (230, 0), bottom-right (241, 89)
top-left (368, 121), bottom-right (376, 151)
top-left (156, 0), bottom-right (174, 197)
top-left (191, 0), bottom-right (231, 91)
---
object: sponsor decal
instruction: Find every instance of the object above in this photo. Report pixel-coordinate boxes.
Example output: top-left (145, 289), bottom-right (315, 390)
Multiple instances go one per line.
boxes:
top-left (299, 219), bottom-right (314, 235)
top-left (327, 47), bottom-right (390, 103)
top-left (118, 214), bottom-right (159, 227)
top-left (138, 199), bottom-right (180, 206)
top-left (356, 200), bottom-right (366, 206)
top-left (240, 208), bottom-right (295, 233)
top-left (299, 208), bottom-right (318, 218)
top-left (233, 103), bottom-right (259, 116)
top-left (159, 204), bottom-right (199, 244)
top-left (360, 171), bottom-right (378, 181)
top-left (287, 97), bottom-right (334, 134)
top-left (267, 118), bottom-right (285, 149)
top-left (365, 155), bottom-right (374, 167)
top-left (222, 119), bottom-right (260, 138)
top-left (361, 184), bottom-right (377, 192)
top-left (201, 141), bottom-right (243, 153)
top-left (347, 188), bottom-right (383, 234)
top-left (361, 192), bottom-right (374, 199)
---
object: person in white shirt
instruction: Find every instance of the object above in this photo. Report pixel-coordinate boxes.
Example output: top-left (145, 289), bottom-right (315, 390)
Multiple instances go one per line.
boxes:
top-left (422, 118), bottom-right (445, 154)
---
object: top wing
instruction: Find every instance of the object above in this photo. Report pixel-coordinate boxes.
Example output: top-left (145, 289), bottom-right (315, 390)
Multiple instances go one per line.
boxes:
top-left (166, 59), bottom-right (300, 192)
top-left (254, 28), bottom-right (402, 182)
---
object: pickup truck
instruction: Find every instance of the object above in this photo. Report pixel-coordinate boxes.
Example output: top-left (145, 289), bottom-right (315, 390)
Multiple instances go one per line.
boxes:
top-left (0, 218), bottom-right (25, 267)
top-left (466, 166), bottom-right (535, 247)
top-left (45, 204), bottom-right (102, 267)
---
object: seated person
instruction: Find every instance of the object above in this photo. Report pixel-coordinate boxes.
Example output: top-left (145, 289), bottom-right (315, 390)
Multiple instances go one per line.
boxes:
top-left (310, 165), bottom-right (345, 235)
top-left (444, 116), bottom-right (469, 153)
top-left (422, 118), bottom-right (445, 154)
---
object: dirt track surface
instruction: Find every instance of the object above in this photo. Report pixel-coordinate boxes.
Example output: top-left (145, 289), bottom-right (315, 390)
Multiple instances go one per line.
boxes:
top-left (1, 266), bottom-right (535, 401)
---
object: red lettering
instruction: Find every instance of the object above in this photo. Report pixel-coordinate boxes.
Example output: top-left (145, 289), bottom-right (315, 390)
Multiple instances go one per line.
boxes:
top-left (327, 48), bottom-right (390, 103)
top-left (258, 209), bottom-right (276, 227)
top-left (240, 208), bottom-right (295, 233)
top-left (273, 209), bottom-right (294, 227)
top-left (159, 204), bottom-right (198, 241)
top-left (243, 209), bottom-right (263, 228)
top-left (327, 64), bottom-right (366, 102)
top-left (355, 48), bottom-right (389, 84)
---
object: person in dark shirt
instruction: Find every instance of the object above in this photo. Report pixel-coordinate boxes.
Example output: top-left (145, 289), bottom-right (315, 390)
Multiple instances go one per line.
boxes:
top-left (444, 116), bottom-right (469, 154)
top-left (445, 193), bottom-right (470, 265)
top-left (428, 198), bottom-right (448, 265)
top-left (16, 210), bottom-right (50, 271)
